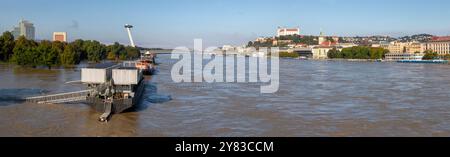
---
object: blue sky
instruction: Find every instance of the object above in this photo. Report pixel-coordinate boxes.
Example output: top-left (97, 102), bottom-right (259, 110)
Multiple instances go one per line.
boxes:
top-left (1, 0), bottom-right (450, 48)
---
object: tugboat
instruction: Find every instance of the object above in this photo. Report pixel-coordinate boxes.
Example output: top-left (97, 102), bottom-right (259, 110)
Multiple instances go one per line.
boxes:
top-left (135, 51), bottom-right (156, 75)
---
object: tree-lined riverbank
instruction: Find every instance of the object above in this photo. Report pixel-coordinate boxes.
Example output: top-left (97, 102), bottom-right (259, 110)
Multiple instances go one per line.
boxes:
top-left (0, 31), bottom-right (140, 69)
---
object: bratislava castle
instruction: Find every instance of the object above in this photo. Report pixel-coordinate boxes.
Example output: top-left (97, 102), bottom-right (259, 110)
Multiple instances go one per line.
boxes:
top-left (277, 27), bottom-right (300, 37)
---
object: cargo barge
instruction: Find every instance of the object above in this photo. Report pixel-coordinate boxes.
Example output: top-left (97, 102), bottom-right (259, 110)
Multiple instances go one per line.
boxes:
top-left (81, 63), bottom-right (145, 122)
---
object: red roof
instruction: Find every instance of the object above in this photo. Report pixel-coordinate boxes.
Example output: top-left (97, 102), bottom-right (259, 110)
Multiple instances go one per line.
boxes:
top-left (430, 36), bottom-right (450, 42)
top-left (320, 41), bottom-right (338, 46)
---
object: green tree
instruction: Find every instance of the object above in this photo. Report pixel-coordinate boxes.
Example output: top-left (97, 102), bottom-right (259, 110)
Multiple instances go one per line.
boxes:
top-left (335, 46), bottom-right (387, 59)
top-left (341, 48), bottom-right (353, 59)
top-left (0, 36), bottom-right (3, 61)
top-left (60, 44), bottom-right (77, 66)
top-left (279, 51), bottom-right (299, 58)
top-left (369, 47), bottom-right (388, 59)
top-left (107, 51), bottom-right (117, 60)
top-left (107, 42), bottom-right (125, 60)
top-left (36, 40), bottom-right (58, 69)
top-left (422, 51), bottom-right (439, 60)
top-left (0, 31), bottom-right (15, 61)
top-left (125, 46), bottom-right (140, 60)
top-left (327, 47), bottom-right (341, 58)
top-left (72, 39), bottom-right (86, 60)
top-left (11, 36), bottom-right (38, 66)
top-left (85, 40), bottom-right (106, 62)
top-left (51, 41), bottom-right (66, 65)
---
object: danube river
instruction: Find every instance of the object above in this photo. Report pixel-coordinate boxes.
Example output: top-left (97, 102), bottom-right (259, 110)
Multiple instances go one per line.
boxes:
top-left (2, 54), bottom-right (450, 137)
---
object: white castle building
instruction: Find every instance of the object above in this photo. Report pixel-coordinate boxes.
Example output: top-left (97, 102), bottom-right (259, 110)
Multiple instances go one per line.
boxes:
top-left (277, 27), bottom-right (300, 37)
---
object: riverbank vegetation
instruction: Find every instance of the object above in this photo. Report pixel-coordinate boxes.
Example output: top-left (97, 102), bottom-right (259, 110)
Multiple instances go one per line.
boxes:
top-left (279, 51), bottom-right (299, 58)
top-left (328, 46), bottom-right (389, 59)
top-left (422, 51), bottom-right (439, 60)
top-left (0, 31), bottom-right (140, 69)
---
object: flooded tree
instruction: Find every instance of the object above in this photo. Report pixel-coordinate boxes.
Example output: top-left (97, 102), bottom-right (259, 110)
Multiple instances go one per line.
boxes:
top-left (11, 36), bottom-right (38, 67)
top-left (0, 31), bottom-right (15, 62)
top-left (85, 40), bottom-right (106, 63)
top-left (36, 40), bottom-right (58, 69)
top-left (60, 44), bottom-right (78, 67)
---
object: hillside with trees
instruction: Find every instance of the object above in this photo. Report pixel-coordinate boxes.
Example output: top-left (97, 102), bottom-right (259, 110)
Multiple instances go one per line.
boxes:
top-left (247, 35), bottom-right (318, 48)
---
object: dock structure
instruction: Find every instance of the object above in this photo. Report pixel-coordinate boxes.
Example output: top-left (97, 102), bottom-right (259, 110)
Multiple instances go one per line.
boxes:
top-left (25, 61), bottom-right (147, 122)
top-left (25, 90), bottom-right (92, 104)
top-left (99, 99), bottom-right (113, 122)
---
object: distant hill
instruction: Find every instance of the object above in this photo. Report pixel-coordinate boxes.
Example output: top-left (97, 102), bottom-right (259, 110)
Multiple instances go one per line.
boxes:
top-left (398, 34), bottom-right (434, 42)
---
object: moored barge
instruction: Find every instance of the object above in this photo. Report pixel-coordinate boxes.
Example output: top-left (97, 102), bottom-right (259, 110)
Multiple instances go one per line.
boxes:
top-left (81, 63), bottom-right (145, 122)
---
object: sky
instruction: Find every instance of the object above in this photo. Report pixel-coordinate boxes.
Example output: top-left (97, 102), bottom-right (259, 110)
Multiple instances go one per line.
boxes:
top-left (1, 0), bottom-right (450, 48)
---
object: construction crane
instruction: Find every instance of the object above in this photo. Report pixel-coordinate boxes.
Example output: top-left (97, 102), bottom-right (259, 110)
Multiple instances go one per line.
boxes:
top-left (124, 24), bottom-right (136, 48)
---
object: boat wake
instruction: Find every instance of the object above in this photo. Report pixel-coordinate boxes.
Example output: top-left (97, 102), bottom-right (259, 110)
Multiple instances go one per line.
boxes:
top-left (144, 83), bottom-right (172, 104)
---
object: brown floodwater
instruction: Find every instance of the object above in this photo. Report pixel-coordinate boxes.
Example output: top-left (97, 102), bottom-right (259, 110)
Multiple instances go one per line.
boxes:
top-left (2, 54), bottom-right (450, 137)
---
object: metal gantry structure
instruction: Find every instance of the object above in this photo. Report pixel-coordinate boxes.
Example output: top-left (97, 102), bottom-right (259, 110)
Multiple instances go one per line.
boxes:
top-left (25, 90), bottom-right (92, 104)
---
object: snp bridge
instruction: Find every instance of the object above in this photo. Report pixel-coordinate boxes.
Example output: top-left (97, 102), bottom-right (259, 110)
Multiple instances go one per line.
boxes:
top-left (25, 90), bottom-right (92, 104)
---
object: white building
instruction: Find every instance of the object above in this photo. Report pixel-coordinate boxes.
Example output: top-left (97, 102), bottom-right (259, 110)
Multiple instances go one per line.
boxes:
top-left (338, 43), bottom-right (358, 48)
top-left (53, 32), bottom-right (67, 42)
top-left (277, 27), bottom-right (300, 37)
top-left (11, 19), bottom-right (35, 40)
top-left (426, 36), bottom-right (450, 55)
top-left (312, 46), bottom-right (343, 59)
top-left (222, 45), bottom-right (235, 51)
top-left (255, 37), bottom-right (268, 42)
top-left (312, 46), bottom-right (331, 59)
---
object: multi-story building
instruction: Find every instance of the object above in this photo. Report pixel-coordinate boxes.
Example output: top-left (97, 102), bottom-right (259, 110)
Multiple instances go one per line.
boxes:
top-left (405, 42), bottom-right (426, 54)
top-left (53, 32), bottom-right (67, 42)
top-left (11, 19), bottom-right (35, 40)
top-left (277, 27), bottom-right (300, 37)
top-left (387, 41), bottom-right (408, 53)
top-left (426, 36), bottom-right (450, 55)
top-left (387, 42), bottom-right (423, 53)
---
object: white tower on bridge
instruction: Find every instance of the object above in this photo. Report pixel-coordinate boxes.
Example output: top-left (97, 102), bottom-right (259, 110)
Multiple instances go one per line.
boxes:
top-left (124, 24), bottom-right (136, 48)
